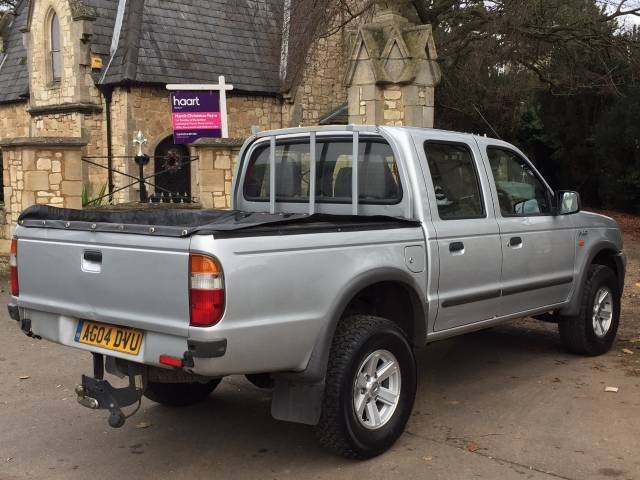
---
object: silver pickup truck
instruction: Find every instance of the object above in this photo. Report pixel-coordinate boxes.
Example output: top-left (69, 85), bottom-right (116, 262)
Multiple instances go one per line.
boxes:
top-left (8, 126), bottom-right (626, 458)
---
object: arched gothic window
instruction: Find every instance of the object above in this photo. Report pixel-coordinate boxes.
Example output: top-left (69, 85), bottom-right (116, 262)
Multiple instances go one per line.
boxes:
top-left (50, 13), bottom-right (61, 81)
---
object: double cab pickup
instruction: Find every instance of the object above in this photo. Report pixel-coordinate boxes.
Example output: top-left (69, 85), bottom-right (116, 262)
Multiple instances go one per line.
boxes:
top-left (8, 126), bottom-right (625, 458)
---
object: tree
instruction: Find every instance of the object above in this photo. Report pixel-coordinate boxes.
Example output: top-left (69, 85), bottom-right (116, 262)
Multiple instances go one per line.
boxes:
top-left (0, 0), bottom-right (17, 12)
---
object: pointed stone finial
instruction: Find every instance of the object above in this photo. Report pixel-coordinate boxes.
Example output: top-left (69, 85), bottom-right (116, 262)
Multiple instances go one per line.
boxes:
top-left (374, 0), bottom-right (415, 23)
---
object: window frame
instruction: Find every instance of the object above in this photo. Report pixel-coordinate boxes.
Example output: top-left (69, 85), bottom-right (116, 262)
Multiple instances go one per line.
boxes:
top-left (242, 136), bottom-right (404, 206)
top-left (47, 10), bottom-right (62, 84)
top-left (424, 140), bottom-right (487, 221)
top-left (486, 146), bottom-right (554, 218)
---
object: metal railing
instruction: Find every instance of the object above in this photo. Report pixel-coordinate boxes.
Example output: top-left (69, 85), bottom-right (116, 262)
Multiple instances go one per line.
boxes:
top-left (81, 154), bottom-right (199, 206)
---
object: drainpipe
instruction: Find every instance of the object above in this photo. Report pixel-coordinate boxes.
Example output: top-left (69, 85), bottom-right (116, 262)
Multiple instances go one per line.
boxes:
top-left (100, 86), bottom-right (114, 200)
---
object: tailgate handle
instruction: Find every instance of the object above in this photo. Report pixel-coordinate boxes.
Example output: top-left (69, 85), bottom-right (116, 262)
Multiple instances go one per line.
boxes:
top-left (84, 250), bottom-right (102, 263)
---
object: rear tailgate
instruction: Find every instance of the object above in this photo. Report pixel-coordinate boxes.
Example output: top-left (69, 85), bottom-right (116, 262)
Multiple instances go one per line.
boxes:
top-left (16, 227), bottom-right (191, 337)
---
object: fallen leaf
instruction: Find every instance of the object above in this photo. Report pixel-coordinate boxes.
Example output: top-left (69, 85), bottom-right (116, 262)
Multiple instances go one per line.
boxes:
top-left (467, 442), bottom-right (481, 453)
top-left (135, 421), bottom-right (152, 429)
top-left (19, 375), bottom-right (30, 380)
top-left (605, 386), bottom-right (619, 393)
top-left (622, 348), bottom-right (634, 355)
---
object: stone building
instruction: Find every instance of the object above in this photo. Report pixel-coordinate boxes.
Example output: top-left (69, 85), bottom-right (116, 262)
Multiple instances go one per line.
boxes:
top-left (0, 0), bottom-right (440, 252)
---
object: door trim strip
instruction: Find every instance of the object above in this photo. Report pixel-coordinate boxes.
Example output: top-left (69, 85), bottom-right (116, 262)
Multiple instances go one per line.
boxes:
top-left (501, 275), bottom-right (574, 296)
top-left (441, 275), bottom-right (574, 308)
top-left (441, 289), bottom-right (501, 308)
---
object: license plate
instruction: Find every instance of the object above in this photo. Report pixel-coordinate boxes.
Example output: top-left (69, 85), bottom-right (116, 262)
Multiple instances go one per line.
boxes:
top-left (74, 320), bottom-right (143, 355)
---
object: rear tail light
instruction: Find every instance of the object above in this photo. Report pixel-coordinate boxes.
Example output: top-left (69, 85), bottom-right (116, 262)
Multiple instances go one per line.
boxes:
top-left (189, 254), bottom-right (225, 327)
top-left (10, 238), bottom-right (18, 296)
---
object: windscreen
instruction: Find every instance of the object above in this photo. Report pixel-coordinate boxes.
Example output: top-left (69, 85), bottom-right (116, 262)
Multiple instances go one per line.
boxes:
top-left (243, 138), bottom-right (402, 205)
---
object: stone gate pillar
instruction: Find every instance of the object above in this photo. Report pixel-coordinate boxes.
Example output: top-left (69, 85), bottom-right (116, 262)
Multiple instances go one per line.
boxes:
top-left (192, 138), bottom-right (244, 209)
top-left (345, 0), bottom-right (441, 128)
top-left (0, 137), bottom-right (85, 239)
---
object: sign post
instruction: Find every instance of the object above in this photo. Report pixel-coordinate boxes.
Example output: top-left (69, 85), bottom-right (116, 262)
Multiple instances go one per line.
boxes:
top-left (166, 75), bottom-right (233, 143)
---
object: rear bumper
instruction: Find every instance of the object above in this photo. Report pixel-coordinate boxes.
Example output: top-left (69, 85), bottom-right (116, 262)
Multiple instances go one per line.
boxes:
top-left (21, 308), bottom-right (190, 368)
top-left (11, 306), bottom-right (315, 377)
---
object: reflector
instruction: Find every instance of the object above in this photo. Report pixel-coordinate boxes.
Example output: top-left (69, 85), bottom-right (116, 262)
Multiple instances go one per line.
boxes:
top-left (10, 238), bottom-right (18, 296)
top-left (159, 355), bottom-right (183, 368)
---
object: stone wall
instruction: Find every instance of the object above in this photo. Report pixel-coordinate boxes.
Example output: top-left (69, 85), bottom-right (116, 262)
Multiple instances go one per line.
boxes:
top-left (283, 29), bottom-right (349, 127)
top-left (31, 111), bottom-right (82, 137)
top-left (83, 109), bottom-right (108, 194)
top-left (0, 138), bottom-right (85, 239)
top-left (0, 103), bottom-right (30, 138)
top-left (227, 95), bottom-right (283, 135)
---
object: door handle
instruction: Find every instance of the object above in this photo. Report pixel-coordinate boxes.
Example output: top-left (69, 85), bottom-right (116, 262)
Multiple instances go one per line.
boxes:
top-left (449, 241), bottom-right (465, 253)
top-left (509, 237), bottom-right (523, 247)
top-left (83, 250), bottom-right (102, 263)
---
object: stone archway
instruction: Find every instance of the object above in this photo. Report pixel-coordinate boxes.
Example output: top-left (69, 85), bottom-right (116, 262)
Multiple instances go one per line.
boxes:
top-left (153, 136), bottom-right (191, 197)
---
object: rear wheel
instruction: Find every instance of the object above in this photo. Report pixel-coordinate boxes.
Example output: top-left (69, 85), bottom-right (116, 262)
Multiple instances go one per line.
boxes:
top-left (559, 264), bottom-right (620, 356)
top-left (144, 379), bottom-right (221, 407)
top-left (315, 315), bottom-right (416, 459)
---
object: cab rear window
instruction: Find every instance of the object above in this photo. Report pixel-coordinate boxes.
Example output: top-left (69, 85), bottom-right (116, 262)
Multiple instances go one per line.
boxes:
top-left (243, 139), bottom-right (402, 205)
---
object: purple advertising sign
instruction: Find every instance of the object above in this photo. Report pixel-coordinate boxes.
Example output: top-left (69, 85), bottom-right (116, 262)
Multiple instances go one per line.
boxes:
top-left (170, 91), bottom-right (222, 144)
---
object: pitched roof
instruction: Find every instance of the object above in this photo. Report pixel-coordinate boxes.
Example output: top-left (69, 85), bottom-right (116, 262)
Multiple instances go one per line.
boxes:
top-left (0, 0), bottom-right (285, 105)
top-left (0, 1), bottom-right (29, 103)
top-left (101, 0), bottom-right (283, 93)
top-left (87, 0), bottom-right (119, 59)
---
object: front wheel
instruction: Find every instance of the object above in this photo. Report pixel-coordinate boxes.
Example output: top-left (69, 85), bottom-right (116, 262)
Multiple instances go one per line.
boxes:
top-left (144, 379), bottom-right (221, 407)
top-left (559, 265), bottom-right (621, 356)
top-left (315, 315), bottom-right (417, 459)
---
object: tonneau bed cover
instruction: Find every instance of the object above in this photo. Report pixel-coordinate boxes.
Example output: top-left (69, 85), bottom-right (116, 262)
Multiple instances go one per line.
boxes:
top-left (18, 205), bottom-right (417, 238)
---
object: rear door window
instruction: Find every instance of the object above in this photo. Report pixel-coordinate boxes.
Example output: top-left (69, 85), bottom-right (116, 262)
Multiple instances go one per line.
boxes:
top-left (244, 138), bottom-right (402, 205)
top-left (424, 142), bottom-right (485, 220)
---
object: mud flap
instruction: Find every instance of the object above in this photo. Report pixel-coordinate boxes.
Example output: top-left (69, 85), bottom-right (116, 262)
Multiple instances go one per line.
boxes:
top-left (271, 380), bottom-right (324, 426)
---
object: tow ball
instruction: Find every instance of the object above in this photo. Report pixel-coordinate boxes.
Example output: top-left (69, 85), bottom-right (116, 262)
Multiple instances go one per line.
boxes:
top-left (75, 353), bottom-right (146, 428)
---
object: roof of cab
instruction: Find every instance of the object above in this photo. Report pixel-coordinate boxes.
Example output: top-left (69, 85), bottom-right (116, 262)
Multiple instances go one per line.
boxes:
top-left (251, 124), bottom-right (508, 146)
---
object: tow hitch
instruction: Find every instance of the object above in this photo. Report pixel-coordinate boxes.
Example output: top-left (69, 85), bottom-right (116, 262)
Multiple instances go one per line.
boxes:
top-left (75, 353), bottom-right (146, 428)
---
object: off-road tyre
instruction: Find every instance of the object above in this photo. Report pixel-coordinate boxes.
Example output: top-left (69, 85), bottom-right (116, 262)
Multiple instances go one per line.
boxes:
top-left (315, 315), bottom-right (416, 459)
top-left (559, 265), bottom-right (620, 356)
top-left (144, 379), bottom-right (221, 407)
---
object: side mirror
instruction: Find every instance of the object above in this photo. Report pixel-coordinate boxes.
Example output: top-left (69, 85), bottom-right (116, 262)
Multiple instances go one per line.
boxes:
top-left (556, 190), bottom-right (581, 215)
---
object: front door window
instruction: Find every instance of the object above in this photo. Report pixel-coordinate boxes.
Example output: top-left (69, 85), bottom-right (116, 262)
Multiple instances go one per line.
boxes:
top-left (487, 148), bottom-right (551, 216)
